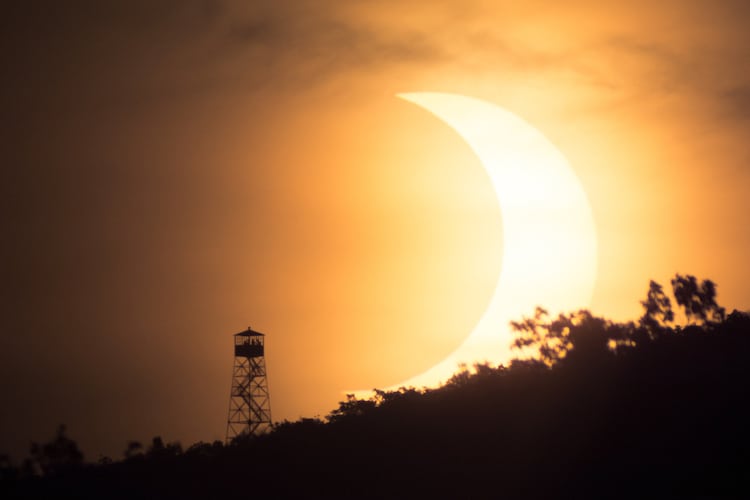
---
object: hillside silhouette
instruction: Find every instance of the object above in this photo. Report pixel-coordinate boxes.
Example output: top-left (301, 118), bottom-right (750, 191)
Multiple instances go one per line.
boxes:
top-left (3, 274), bottom-right (750, 498)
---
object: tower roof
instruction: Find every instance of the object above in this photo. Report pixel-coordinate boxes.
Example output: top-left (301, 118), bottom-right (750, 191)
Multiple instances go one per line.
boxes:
top-left (234, 326), bottom-right (265, 337)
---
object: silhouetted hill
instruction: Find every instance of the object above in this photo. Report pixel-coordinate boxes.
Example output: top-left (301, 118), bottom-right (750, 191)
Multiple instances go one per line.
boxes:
top-left (4, 277), bottom-right (750, 498)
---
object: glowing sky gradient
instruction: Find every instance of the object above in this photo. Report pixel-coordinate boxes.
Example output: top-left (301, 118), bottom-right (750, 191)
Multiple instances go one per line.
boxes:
top-left (2, 0), bottom-right (750, 460)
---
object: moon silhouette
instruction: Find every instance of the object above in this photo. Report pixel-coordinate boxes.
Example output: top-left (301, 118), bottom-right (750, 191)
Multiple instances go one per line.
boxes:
top-left (361, 92), bottom-right (598, 393)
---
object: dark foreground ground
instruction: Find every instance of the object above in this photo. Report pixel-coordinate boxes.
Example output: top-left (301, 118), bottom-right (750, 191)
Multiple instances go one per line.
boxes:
top-left (3, 309), bottom-right (750, 498)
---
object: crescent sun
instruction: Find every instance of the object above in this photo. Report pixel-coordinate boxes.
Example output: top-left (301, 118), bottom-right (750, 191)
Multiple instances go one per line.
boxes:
top-left (360, 92), bottom-right (598, 394)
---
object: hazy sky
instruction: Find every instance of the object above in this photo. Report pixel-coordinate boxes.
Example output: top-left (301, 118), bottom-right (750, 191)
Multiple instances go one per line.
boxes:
top-left (2, 0), bottom-right (750, 460)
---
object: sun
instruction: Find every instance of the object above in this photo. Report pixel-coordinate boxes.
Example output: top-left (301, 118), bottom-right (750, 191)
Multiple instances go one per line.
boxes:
top-left (353, 92), bottom-right (597, 394)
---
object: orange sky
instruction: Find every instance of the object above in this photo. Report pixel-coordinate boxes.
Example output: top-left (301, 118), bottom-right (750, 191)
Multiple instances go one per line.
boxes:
top-left (2, 0), bottom-right (750, 460)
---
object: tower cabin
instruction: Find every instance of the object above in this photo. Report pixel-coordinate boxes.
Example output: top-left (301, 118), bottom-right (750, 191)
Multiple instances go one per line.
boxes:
top-left (234, 327), bottom-right (265, 358)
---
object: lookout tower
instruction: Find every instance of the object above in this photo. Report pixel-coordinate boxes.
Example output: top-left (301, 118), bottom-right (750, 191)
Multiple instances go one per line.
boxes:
top-left (226, 327), bottom-right (272, 442)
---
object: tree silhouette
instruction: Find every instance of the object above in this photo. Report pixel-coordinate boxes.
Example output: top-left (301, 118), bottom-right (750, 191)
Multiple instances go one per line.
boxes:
top-left (510, 307), bottom-right (569, 365)
top-left (28, 425), bottom-right (83, 476)
top-left (639, 280), bottom-right (674, 336)
top-left (671, 274), bottom-right (726, 324)
top-left (326, 394), bottom-right (377, 423)
top-left (146, 436), bottom-right (182, 460)
top-left (0, 454), bottom-right (17, 483)
top-left (511, 308), bottom-right (621, 365)
top-left (123, 440), bottom-right (143, 460)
